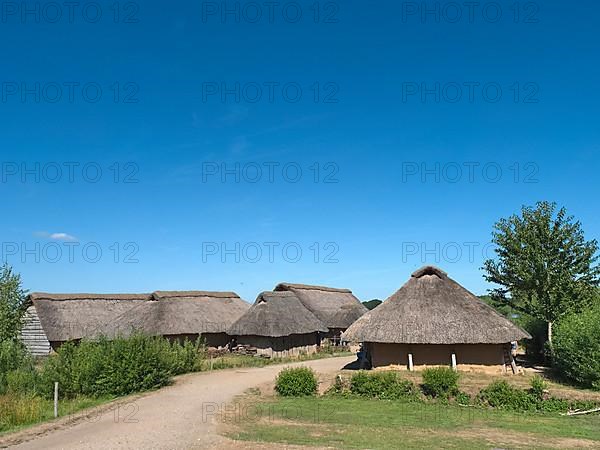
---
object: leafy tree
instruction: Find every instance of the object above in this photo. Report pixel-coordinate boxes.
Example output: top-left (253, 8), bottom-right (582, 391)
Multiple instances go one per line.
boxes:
top-left (483, 201), bottom-right (599, 349)
top-left (478, 295), bottom-right (518, 318)
top-left (553, 304), bottom-right (600, 390)
top-left (0, 264), bottom-right (27, 342)
top-left (362, 299), bottom-right (382, 310)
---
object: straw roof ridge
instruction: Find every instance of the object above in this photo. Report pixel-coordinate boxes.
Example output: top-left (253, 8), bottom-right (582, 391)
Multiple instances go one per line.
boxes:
top-left (253, 291), bottom-right (295, 304)
top-left (343, 265), bottom-right (531, 344)
top-left (275, 283), bottom-right (352, 293)
top-left (152, 290), bottom-right (240, 299)
top-left (229, 291), bottom-right (328, 337)
top-left (28, 293), bottom-right (152, 301)
top-left (274, 282), bottom-right (367, 329)
top-left (411, 266), bottom-right (447, 279)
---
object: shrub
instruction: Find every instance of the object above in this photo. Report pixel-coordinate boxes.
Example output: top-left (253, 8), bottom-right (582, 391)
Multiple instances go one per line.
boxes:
top-left (0, 340), bottom-right (34, 394)
top-left (169, 338), bottom-right (205, 374)
top-left (478, 379), bottom-right (599, 413)
top-left (40, 334), bottom-right (205, 398)
top-left (553, 306), bottom-right (600, 390)
top-left (456, 391), bottom-right (471, 405)
top-left (350, 371), bottom-right (420, 401)
top-left (422, 367), bottom-right (460, 398)
top-left (5, 368), bottom-right (41, 396)
top-left (529, 375), bottom-right (547, 400)
top-left (275, 367), bottom-right (318, 397)
top-left (478, 380), bottom-right (538, 411)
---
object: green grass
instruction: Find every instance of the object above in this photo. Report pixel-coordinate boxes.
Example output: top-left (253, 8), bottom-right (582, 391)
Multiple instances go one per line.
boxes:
top-left (0, 394), bottom-right (110, 435)
top-left (204, 350), bottom-right (353, 371)
top-left (225, 397), bottom-right (600, 449)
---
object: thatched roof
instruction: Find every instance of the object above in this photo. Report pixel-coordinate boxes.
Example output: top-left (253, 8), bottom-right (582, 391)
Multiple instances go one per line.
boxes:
top-left (228, 291), bottom-right (327, 337)
top-left (152, 291), bottom-right (239, 299)
top-left (274, 283), bottom-right (367, 329)
top-left (342, 266), bottom-right (531, 344)
top-left (28, 293), bottom-right (151, 301)
top-left (27, 291), bottom-right (250, 342)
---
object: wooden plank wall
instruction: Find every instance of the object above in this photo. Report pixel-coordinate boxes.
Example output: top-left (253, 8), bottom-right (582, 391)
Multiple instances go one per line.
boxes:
top-left (20, 305), bottom-right (51, 356)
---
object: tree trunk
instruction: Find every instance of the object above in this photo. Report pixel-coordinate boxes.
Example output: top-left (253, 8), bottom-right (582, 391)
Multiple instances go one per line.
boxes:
top-left (546, 321), bottom-right (554, 366)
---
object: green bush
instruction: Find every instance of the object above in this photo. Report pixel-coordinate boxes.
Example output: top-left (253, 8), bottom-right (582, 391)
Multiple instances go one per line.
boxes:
top-left (478, 379), bottom-right (599, 413)
top-left (5, 368), bottom-right (41, 396)
top-left (455, 391), bottom-right (471, 405)
top-left (40, 334), bottom-right (205, 398)
top-left (275, 367), bottom-right (318, 397)
top-left (553, 306), bottom-right (600, 390)
top-left (529, 375), bottom-right (547, 400)
top-left (350, 371), bottom-right (420, 401)
top-left (478, 380), bottom-right (538, 411)
top-left (169, 339), bottom-right (205, 374)
top-left (422, 367), bottom-right (460, 398)
top-left (0, 340), bottom-right (34, 394)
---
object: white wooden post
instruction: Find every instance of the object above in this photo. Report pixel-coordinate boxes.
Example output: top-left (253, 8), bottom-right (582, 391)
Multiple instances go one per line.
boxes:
top-left (54, 382), bottom-right (59, 418)
top-left (210, 356), bottom-right (214, 370)
top-left (451, 353), bottom-right (457, 371)
top-left (408, 353), bottom-right (414, 371)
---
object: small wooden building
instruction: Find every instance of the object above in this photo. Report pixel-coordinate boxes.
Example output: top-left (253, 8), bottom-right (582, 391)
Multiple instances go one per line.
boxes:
top-left (343, 266), bottom-right (531, 373)
top-left (21, 291), bottom-right (250, 355)
top-left (228, 291), bottom-right (328, 358)
top-left (274, 283), bottom-right (367, 344)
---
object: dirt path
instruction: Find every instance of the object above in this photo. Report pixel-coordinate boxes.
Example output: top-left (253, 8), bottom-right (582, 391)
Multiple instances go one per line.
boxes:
top-left (3, 356), bottom-right (354, 450)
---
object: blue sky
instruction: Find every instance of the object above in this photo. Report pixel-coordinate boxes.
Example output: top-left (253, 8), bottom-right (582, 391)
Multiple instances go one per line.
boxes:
top-left (1, 1), bottom-right (598, 302)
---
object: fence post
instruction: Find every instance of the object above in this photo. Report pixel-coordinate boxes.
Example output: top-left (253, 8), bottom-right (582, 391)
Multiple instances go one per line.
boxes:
top-left (54, 382), bottom-right (59, 418)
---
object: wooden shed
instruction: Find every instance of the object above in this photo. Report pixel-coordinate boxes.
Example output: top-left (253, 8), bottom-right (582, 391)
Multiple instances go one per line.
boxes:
top-left (343, 266), bottom-right (531, 373)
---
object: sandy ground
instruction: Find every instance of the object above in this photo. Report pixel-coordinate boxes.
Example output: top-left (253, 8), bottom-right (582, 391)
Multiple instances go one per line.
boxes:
top-left (1, 356), bottom-right (354, 450)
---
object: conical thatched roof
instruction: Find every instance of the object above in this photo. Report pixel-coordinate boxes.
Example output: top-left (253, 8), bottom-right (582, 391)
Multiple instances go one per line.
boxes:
top-left (274, 283), bottom-right (367, 329)
top-left (228, 291), bottom-right (328, 338)
top-left (342, 266), bottom-right (531, 344)
top-left (27, 291), bottom-right (250, 341)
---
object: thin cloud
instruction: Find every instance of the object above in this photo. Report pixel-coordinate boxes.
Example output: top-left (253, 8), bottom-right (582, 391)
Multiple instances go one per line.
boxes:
top-left (34, 231), bottom-right (78, 242)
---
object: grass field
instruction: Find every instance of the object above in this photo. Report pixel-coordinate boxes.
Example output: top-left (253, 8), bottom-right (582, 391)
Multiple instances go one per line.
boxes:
top-left (224, 396), bottom-right (600, 449)
top-left (223, 366), bottom-right (600, 450)
top-left (0, 395), bottom-right (109, 434)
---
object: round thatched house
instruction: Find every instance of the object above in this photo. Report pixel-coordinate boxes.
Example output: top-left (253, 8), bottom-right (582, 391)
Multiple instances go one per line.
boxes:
top-left (227, 291), bottom-right (328, 358)
top-left (343, 266), bottom-right (531, 373)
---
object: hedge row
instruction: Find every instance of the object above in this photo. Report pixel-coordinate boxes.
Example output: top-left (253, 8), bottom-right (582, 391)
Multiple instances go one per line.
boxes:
top-left (0, 334), bottom-right (205, 399)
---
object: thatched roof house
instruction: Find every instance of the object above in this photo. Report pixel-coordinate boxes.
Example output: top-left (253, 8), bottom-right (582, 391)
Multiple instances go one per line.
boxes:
top-left (343, 266), bottom-right (531, 372)
top-left (274, 283), bottom-right (367, 340)
top-left (21, 291), bottom-right (250, 355)
top-left (228, 291), bottom-right (327, 357)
